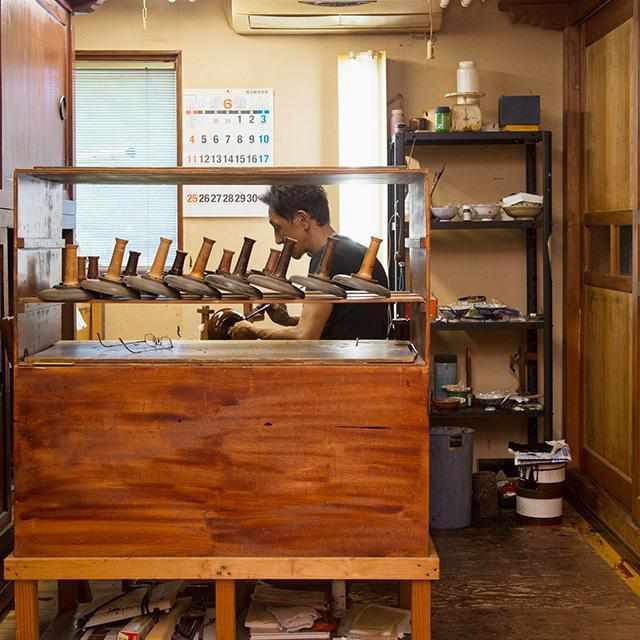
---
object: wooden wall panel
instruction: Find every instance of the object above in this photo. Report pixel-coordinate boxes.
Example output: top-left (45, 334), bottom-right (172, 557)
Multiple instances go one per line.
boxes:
top-left (15, 177), bottom-right (63, 240)
top-left (584, 19), bottom-right (632, 214)
top-left (14, 364), bottom-right (429, 558)
top-left (0, 0), bottom-right (69, 209)
top-left (17, 304), bottom-right (61, 359)
top-left (583, 286), bottom-right (632, 475)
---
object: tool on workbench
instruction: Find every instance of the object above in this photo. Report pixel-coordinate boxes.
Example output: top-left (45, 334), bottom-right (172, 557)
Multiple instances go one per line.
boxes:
top-left (165, 237), bottom-right (221, 298)
top-left (248, 237), bottom-right (305, 298)
top-left (38, 244), bottom-right (94, 302)
top-left (206, 303), bottom-right (272, 340)
top-left (290, 234), bottom-right (347, 297)
top-left (206, 237), bottom-right (262, 298)
top-left (125, 237), bottom-right (180, 299)
top-left (81, 239), bottom-right (141, 299)
top-left (332, 236), bottom-right (390, 297)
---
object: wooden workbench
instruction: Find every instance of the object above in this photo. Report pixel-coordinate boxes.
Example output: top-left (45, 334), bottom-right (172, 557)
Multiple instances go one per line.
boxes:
top-left (6, 166), bottom-right (435, 640)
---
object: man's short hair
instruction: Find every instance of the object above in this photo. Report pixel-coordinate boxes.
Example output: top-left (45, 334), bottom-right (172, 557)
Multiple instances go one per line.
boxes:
top-left (259, 185), bottom-right (330, 226)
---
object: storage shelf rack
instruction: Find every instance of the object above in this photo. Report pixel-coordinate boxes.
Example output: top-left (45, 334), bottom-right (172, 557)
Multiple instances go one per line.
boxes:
top-left (389, 130), bottom-right (552, 442)
top-left (6, 165), bottom-right (437, 640)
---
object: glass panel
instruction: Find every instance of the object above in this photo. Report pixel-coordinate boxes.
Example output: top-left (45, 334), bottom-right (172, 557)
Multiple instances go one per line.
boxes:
top-left (588, 225), bottom-right (610, 273)
top-left (619, 225), bottom-right (632, 275)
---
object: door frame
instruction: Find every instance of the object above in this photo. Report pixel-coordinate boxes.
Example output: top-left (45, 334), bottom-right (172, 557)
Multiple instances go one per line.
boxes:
top-left (564, 0), bottom-right (640, 531)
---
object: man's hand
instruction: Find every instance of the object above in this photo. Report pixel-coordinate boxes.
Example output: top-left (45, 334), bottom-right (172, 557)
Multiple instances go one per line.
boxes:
top-left (267, 304), bottom-right (298, 326)
top-left (230, 320), bottom-right (261, 340)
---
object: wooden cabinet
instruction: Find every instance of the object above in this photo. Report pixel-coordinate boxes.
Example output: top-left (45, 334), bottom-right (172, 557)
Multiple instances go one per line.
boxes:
top-left (0, 0), bottom-right (72, 210)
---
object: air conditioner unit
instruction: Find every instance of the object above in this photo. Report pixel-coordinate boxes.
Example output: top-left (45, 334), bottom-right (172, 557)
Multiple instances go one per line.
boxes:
top-left (225, 0), bottom-right (442, 35)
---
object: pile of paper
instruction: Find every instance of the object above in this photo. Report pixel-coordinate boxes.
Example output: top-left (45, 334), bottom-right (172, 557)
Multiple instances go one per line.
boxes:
top-left (337, 605), bottom-right (410, 640)
top-left (246, 583), bottom-right (330, 640)
top-left (509, 439), bottom-right (572, 466)
top-left (75, 582), bottom-right (210, 640)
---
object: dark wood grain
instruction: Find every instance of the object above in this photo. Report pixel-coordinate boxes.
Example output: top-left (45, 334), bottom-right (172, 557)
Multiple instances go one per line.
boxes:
top-left (0, 0), bottom-right (69, 209)
top-left (14, 363), bottom-right (429, 558)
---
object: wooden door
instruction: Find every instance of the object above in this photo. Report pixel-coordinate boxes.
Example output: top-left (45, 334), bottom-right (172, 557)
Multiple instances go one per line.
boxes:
top-left (580, 0), bottom-right (640, 517)
top-left (0, 0), bottom-right (71, 210)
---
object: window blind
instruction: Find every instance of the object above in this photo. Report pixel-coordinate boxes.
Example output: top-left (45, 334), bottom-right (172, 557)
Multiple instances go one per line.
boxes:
top-left (74, 67), bottom-right (177, 265)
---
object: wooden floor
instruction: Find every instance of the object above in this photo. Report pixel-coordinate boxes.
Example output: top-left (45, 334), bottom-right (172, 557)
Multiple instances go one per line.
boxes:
top-left (0, 507), bottom-right (638, 639)
top-left (432, 507), bottom-right (640, 639)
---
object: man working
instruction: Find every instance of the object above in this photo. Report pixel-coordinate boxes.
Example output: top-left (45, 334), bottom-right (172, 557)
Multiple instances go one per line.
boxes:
top-left (230, 185), bottom-right (388, 340)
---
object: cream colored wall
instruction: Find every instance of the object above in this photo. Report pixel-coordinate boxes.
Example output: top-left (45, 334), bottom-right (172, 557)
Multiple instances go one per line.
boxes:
top-left (75, 0), bottom-right (564, 452)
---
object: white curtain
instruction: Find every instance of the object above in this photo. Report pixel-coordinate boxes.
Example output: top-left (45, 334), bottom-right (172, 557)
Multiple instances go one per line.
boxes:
top-left (337, 50), bottom-right (387, 254)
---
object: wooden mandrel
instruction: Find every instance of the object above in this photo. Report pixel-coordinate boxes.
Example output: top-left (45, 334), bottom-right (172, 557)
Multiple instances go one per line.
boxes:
top-left (77, 256), bottom-right (88, 282)
top-left (332, 236), bottom-right (390, 297)
top-left (125, 239), bottom-right (180, 298)
top-left (39, 245), bottom-right (93, 302)
top-left (206, 238), bottom-right (262, 298)
top-left (168, 250), bottom-right (188, 276)
top-left (248, 237), bottom-right (305, 298)
top-left (81, 239), bottom-right (140, 299)
top-left (165, 237), bottom-right (221, 298)
top-left (250, 248), bottom-right (281, 276)
top-left (122, 251), bottom-right (141, 277)
top-left (144, 237), bottom-right (173, 281)
top-left (100, 238), bottom-right (128, 283)
top-left (290, 235), bottom-right (346, 298)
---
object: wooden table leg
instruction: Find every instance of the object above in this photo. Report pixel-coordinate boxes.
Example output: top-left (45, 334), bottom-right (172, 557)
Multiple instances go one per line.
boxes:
top-left (215, 580), bottom-right (236, 640)
top-left (409, 581), bottom-right (431, 640)
top-left (15, 580), bottom-right (39, 640)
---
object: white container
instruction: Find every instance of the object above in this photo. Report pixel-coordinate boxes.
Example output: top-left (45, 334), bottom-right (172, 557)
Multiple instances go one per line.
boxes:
top-left (457, 61), bottom-right (480, 94)
top-left (516, 463), bottom-right (566, 523)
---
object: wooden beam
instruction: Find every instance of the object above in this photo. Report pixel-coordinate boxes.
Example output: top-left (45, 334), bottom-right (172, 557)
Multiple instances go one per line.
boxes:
top-left (563, 24), bottom-right (584, 468)
top-left (409, 581), bottom-right (431, 640)
top-left (15, 581), bottom-right (38, 640)
top-left (584, 271), bottom-right (633, 291)
top-left (584, 209), bottom-right (633, 225)
top-left (4, 554), bottom-right (440, 581)
top-left (215, 581), bottom-right (236, 640)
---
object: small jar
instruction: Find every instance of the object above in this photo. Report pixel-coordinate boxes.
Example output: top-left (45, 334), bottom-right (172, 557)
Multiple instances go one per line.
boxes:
top-left (435, 107), bottom-right (451, 133)
top-left (390, 108), bottom-right (405, 134)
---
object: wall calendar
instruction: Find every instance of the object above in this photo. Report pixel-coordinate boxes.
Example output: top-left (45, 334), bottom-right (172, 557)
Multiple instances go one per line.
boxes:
top-left (183, 88), bottom-right (274, 217)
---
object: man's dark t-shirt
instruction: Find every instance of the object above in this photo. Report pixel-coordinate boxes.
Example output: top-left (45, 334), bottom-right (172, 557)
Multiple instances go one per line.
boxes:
top-left (308, 235), bottom-right (389, 340)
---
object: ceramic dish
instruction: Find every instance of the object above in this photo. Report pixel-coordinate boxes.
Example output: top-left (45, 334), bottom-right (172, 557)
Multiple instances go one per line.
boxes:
top-left (432, 396), bottom-right (466, 411)
top-left (472, 204), bottom-right (500, 221)
top-left (474, 391), bottom-right (509, 406)
top-left (432, 205), bottom-right (458, 221)
top-left (502, 203), bottom-right (542, 220)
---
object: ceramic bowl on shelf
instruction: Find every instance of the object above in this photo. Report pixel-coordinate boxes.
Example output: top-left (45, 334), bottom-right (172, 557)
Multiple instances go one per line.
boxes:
top-left (472, 204), bottom-right (500, 221)
top-left (474, 391), bottom-right (510, 407)
top-left (502, 203), bottom-right (543, 220)
top-left (432, 396), bottom-right (466, 411)
top-left (431, 205), bottom-right (458, 221)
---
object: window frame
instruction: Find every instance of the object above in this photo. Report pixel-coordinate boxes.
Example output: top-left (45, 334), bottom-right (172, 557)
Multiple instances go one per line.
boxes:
top-left (74, 50), bottom-right (184, 249)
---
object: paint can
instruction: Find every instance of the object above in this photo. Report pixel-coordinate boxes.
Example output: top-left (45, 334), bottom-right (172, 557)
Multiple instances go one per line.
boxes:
top-left (516, 463), bottom-right (566, 524)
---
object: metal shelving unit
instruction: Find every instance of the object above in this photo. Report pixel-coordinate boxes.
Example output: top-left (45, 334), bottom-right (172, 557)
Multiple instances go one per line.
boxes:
top-left (388, 130), bottom-right (553, 442)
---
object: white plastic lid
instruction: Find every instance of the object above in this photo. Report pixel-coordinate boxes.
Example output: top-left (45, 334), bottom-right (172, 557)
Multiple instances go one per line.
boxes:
top-left (458, 61), bottom-right (476, 68)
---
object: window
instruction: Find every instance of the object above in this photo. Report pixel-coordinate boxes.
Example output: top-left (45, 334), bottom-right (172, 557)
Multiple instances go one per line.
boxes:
top-left (337, 51), bottom-right (387, 251)
top-left (74, 58), bottom-right (178, 265)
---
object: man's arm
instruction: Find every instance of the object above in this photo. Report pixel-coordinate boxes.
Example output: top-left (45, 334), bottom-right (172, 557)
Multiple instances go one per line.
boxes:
top-left (230, 303), bottom-right (332, 340)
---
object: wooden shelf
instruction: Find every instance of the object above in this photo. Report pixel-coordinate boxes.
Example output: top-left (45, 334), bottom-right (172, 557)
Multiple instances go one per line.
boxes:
top-left (431, 219), bottom-right (540, 230)
top-left (399, 131), bottom-right (546, 146)
top-left (432, 318), bottom-right (544, 330)
top-left (21, 166), bottom-right (428, 186)
top-left (19, 291), bottom-right (424, 306)
top-left (430, 406), bottom-right (544, 418)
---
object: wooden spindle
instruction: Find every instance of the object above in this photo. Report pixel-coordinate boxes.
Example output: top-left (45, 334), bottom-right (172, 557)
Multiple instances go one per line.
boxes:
top-left (315, 235), bottom-right (339, 280)
top-left (217, 249), bottom-right (235, 274)
top-left (264, 249), bottom-right (281, 275)
top-left (62, 244), bottom-right (79, 287)
top-left (168, 250), bottom-right (188, 276)
top-left (232, 237), bottom-right (256, 278)
top-left (147, 237), bottom-right (172, 280)
top-left (122, 251), bottom-right (141, 277)
top-left (87, 256), bottom-right (99, 280)
top-left (102, 238), bottom-right (128, 282)
top-left (274, 238), bottom-right (297, 280)
top-left (77, 256), bottom-right (87, 282)
top-left (355, 236), bottom-right (382, 281)
top-left (189, 237), bottom-right (215, 280)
